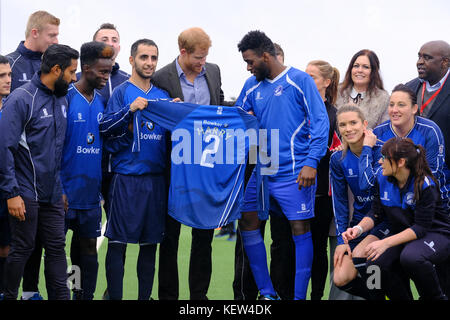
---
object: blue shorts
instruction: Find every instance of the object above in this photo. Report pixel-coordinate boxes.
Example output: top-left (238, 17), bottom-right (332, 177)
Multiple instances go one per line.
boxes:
top-left (105, 173), bottom-right (166, 244)
top-left (242, 172), bottom-right (316, 221)
top-left (65, 206), bottom-right (102, 238)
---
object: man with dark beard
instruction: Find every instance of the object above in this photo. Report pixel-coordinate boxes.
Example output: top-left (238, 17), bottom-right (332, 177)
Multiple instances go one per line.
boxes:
top-left (0, 44), bottom-right (79, 300)
top-left (99, 39), bottom-right (170, 300)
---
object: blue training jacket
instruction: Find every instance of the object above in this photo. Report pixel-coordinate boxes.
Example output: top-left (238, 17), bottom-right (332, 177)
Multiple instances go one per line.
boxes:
top-left (359, 117), bottom-right (449, 211)
top-left (0, 73), bottom-right (68, 203)
top-left (6, 41), bottom-right (42, 92)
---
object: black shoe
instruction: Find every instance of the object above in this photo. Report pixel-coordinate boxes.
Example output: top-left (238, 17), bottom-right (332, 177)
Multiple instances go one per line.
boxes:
top-left (258, 293), bottom-right (280, 300)
top-left (72, 289), bottom-right (84, 300)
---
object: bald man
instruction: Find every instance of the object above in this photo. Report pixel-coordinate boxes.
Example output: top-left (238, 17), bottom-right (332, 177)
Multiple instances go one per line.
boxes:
top-left (406, 40), bottom-right (450, 297)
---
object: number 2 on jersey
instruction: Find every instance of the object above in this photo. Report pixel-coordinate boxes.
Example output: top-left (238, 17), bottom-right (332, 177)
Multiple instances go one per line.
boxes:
top-left (200, 134), bottom-right (220, 168)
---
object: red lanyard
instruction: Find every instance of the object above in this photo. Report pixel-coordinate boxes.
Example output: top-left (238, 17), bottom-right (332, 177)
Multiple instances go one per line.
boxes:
top-left (420, 74), bottom-right (448, 114)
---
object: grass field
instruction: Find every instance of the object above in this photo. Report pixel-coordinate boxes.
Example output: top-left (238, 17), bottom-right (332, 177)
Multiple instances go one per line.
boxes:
top-left (27, 210), bottom-right (418, 300)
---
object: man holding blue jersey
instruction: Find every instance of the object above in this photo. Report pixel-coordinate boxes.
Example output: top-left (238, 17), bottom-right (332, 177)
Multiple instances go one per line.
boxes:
top-left (62, 41), bottom-right (114, 300)
top-left (152, 27), bottom-right (232, 301)
top-left (0, 44), bottom-right (79, 300)
top-left (99, 39), bottom-right (170, 300)
top-left (235, 31), bottom-right (329, 300)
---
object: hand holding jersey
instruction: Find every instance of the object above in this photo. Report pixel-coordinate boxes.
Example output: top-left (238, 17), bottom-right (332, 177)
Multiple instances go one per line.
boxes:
top-left (129, 96), bottom-right (148, 112)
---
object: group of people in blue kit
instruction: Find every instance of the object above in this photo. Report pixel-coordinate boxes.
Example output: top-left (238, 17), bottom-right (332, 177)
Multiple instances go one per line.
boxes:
top-left (0, 9), bottom-right (449, 301)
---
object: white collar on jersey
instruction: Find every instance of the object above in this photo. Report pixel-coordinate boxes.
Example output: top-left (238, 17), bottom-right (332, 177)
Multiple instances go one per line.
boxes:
top-left (266, 66), bottom-right (291, 83)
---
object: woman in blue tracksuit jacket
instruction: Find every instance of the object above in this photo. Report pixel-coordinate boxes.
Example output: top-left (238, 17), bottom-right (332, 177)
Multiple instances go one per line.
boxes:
top-left (0, 44), bottom-right (79, 300)
top-left (330, 105), bottom-right (389, 300)
top-left (344, 137), bottom-right (450, 300)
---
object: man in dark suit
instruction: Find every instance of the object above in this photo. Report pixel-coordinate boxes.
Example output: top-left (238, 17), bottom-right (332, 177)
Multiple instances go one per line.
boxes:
top-left (152, 27), bottom-right (231, 300)
top-left (406, 40), bottom-right (450, 168)
top-left (406, 40), bottom-right (450, 297)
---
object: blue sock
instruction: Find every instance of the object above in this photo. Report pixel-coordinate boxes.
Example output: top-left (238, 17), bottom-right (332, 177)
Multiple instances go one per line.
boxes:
top-left (80, 253), bottom-right (98, 300)
top-left (293, 232), bottom-right (313, 300)
top-left (241, 230), bottom-right (276, 297)
top-left (137, 244), bottom-right (157, 300)
top-left (105, 242), bottom-right (126, 300)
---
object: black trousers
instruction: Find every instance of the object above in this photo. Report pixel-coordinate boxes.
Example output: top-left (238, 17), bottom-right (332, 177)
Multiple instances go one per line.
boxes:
top-left (158, 214), bottom-right (214, 300)
top-left (310, 195), bottom-right (334, 300)
top-left (369, 231), bottom-right (449, 300)
top-left (4, 197), bottom-right (69, 300)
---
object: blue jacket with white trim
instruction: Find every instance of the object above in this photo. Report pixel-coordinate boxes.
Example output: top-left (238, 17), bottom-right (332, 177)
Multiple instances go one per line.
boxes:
top-left (360, 117), bottom-right (449, 211)
top-left (0, 73), bottom-right (68, 203)
top-left (369, 172), bottom-right (449, 239)
top-left (6, 41), bottom-right (42, 92)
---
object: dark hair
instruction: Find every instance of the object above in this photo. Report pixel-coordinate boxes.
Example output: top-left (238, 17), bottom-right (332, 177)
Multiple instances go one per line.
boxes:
top-left (41, 44), bottom-right (79, 74)
top-left (391, 83), bottom-right (417, 105)
top-left (93, 23), bottom-right (119, 40)
top-left (381, 137), bottom-right (437, 201)
top-left (237, 30), bottom-right (276, 57)
top-left (340, 49), bottom-right (384, 97)
top-left (130, 39), bottom-right (158, 58)
top-left (80, 41), bottom-right (114, 67)
top-left (0, 55), bottom-right (9, 65)
top-left (273, 43), bottom-right (284, 59)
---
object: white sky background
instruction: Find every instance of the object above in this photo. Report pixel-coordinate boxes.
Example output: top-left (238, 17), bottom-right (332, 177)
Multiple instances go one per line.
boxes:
top-left (1, 0), bottom-right (449, 100)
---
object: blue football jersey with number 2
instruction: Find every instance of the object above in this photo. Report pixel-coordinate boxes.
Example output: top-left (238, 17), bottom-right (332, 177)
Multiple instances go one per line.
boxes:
top-left (143, 99), bottom-right (261, 229)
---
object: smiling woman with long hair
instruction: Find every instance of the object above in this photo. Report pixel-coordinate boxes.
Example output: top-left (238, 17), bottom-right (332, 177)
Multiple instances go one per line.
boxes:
top-left (329, 105), bottom-right (390, 300)
top-left (336, 49), bottom-right (389, 129)
top-left (344, 137), bottom-right (450, 300)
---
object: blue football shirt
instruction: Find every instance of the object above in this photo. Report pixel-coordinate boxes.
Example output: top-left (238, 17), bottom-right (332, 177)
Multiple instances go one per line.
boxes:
top-left (61, 84), bottom-right (105, 209)
top-left (101, 81), bottom-right (170, 175)
top-left (373, 117), bottom-right (449, 210)
top-left (144, 99), bottom-right (263, 229)
top-left (234, 66), bottom-right (329, 181)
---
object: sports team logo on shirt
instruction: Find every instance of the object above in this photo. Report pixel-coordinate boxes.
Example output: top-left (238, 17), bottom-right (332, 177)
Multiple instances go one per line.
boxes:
top-left (146, 121), bottom-right (154, 131)
top-left (87, 133), bottom-right (95, 144)
top-left (274, 85), bottom-right (283, 96)
top-left (97, 112), bottom-right (103, 123)
top-left (61, 105), bottom-right (67, 118)
top-left (405, 192), bottom-right (415, 206)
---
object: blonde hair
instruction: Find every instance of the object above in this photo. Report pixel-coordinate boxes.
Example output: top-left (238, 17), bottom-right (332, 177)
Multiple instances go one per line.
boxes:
top-left (178, 27), bottom-right (211, 53)
top-left (336, 104), bottom-right (366, 157)
top-left (308, 60), bottom-right (340, 105)
top-left (25, 11), bottom-right (60, 38)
